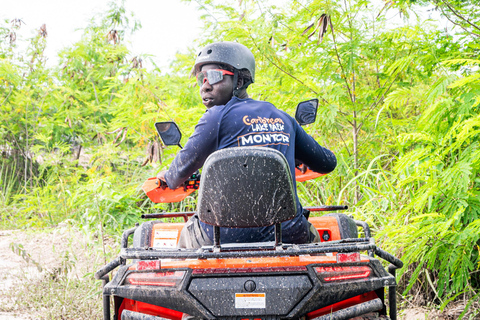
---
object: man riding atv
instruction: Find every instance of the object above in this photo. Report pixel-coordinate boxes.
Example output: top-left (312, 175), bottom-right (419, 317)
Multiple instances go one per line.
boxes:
top-left (157, 41), bottom-right (337, 248)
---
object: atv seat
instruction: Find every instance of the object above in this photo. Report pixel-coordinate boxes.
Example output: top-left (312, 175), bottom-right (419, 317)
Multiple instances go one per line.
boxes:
top-left (197, 147), bottom-right (297, 247)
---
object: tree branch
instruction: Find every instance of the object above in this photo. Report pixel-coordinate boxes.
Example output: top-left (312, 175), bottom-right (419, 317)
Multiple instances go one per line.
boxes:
top-left (329, 17), bottom-right (355, 105)
top-left (194, 0), bottom-right (219, 23)
top-left (357, 45), bottom-right (411, 131)
top-left (0, 87), bottom-right (13, 107)
top-left (248, 34), bottom-right (326, 101)
top-left (335, 124), bottom-right (351, 157)
top-left (437, 0), bottom-right (480, 33)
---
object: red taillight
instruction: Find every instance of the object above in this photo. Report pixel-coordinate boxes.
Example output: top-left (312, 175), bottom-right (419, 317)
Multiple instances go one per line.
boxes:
top-left (125, 271), bottom-right (185, 287)
top-left (192, 266), bottom-right (306, 274)
top-left (136, 260), bottom-right (161, 270)
top-left (336, 252), bottom-right (360, 263)
top-left (315, 266), bottom-right (371, 282)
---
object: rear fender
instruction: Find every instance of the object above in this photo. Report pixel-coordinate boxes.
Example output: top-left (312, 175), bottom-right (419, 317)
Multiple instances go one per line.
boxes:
top-left (310, 214), bottom-right (358, 242)
top-left (133, 221), bottom-right (185, 248)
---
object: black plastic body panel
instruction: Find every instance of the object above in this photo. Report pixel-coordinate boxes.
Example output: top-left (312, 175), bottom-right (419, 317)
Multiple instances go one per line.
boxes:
top-left (188, 275), bottom-right (312, 316)
top-left (325, 213), bottom-right (359, 239)
top-left (133, 220), bottom-right (160, 248)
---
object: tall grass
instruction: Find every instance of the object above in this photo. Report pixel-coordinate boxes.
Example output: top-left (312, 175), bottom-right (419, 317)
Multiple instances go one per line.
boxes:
top-left (0, 160), bottom-right (21, 229)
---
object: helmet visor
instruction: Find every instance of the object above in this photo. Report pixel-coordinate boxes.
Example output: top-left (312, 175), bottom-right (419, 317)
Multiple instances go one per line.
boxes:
top-left (196, 69), bottom-right (234, 86)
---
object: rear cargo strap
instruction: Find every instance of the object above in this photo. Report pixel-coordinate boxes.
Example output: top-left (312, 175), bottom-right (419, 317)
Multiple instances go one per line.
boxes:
top-left (121, 310), bottom-right (170, 320)
top-left (312, 298), bottom-right (383, 320)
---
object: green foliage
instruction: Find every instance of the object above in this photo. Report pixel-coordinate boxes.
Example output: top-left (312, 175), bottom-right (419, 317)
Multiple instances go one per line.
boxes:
top-left (380, 57), bottom-right (480, 310)
top-left (0, 1), bottom-right (200, 233)
top-left (6, 273), bottom-right (103, 318)
top-left (9, 242), bottom-right (43, 272)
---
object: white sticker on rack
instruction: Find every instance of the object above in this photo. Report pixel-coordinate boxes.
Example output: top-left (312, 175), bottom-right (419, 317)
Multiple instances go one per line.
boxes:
top-left (152, 230), bottom-right (178, 248)
top-left (235, 293), bottom-right (266, 309)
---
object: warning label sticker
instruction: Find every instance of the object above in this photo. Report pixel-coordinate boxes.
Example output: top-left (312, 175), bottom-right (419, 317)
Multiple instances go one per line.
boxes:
top-left (152, 230), bottom-right (178, 248)
top-left (235, 293), bottom-right (266, 309)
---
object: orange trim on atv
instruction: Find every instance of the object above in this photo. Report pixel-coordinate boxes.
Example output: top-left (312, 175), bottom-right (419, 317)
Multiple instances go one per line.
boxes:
top-left (128, 254), bottom-right (370, 271)
top-left (143, 166), bottom-right (325, 204)
top-left (295, 167), bottom-right (325, 182)
top-left (143, 178), bottom-right (197, 203)
top-left (309, 216), bottom-right (342, 241)
top-left (150, 223), bottom-right (184, 248)
top-left (162, 255), bottom-right (338, 269)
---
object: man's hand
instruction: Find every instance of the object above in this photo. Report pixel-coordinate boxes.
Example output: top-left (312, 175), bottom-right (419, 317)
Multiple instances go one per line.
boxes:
top-left (157, 170), bottom-right (167, 182)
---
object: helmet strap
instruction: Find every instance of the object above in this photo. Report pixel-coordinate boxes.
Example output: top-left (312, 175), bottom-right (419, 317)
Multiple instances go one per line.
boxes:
top-left (232, 70), bottom-right (239, 97)
top-left (232, 69), bottom-right (252, 97)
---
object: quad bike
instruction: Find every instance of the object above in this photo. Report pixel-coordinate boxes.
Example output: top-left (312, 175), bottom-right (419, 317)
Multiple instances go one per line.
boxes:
top-left (95, 99), bottom-right (403, 320)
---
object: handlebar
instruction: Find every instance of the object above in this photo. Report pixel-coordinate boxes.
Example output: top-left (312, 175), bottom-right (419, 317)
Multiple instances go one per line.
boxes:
top-left (157, 173), bottom-right (200, 191)
top-left (305, 206), bottom-right (348, 211)
top-left (141, 212), bottom-right (195, 221)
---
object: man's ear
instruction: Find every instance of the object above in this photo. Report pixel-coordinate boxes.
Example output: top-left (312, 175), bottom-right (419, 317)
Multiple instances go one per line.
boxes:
top-left (236, 77), bottom-right (244, 89)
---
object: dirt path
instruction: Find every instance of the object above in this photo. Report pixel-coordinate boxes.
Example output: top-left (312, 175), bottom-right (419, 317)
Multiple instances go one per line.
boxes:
top-left (0, 230), bottom-right (35, 320)
top-left (0, 227), bottom-right (111, 319)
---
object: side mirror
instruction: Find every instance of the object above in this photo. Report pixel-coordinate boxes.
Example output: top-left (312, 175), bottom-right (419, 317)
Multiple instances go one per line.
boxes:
top-left (154, 122), bottom-right (183, 148)
top-left (295, 98), bottom-right (318, 125)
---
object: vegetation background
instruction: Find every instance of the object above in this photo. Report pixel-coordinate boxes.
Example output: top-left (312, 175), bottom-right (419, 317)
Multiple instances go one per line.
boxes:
top-left (0, 0), bottom-right (479, 318)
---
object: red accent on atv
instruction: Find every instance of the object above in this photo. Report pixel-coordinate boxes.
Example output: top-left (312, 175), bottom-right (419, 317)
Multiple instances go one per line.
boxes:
top-left (119, 298), bottom-right (183, 320)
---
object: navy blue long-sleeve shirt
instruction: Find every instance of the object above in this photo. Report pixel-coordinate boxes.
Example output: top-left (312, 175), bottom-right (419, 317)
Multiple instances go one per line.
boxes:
top-left (165, 97), bottom-right (337, 243)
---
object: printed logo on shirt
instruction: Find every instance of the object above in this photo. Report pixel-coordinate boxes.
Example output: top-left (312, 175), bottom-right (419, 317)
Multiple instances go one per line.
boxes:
top-left (243, 116), bottom-right (285, 132)
top-left (239, 115), bottom-right (290, 147)
top-left (238, 132), bottom-right (290, 147)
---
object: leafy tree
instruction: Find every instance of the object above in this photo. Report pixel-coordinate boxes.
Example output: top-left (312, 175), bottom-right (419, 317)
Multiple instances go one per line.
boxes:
top-left (380, 58), bottom-right (480, 314)
top-left (0, 2), bottom-right (201, 231)
top-left (0, 18), bottom-right (50, 192)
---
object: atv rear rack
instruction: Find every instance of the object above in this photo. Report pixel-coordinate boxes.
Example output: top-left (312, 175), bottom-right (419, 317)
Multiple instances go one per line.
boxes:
top-left (95, 236), bottom-right (402, 280)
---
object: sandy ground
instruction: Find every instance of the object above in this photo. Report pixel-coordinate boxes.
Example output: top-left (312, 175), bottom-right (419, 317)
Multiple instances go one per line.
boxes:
top-left (0, 230), bottom-right (33, 320)
top-left (0, 227), bottom-right (111, 319)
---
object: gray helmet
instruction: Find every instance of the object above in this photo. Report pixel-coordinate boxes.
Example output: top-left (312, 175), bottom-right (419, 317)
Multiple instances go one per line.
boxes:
top-left (194, 42), bottom-right (255, 84)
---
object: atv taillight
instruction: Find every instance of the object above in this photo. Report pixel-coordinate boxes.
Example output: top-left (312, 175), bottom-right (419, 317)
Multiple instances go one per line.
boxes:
top-left (315, 266), bottom-right (371, 282)
top-left (336, 252), bottom-right (360, 263)
top-left (125, 271), bottom-right (185, 287)
top-left (136, 260), bottom-right (161, 270)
